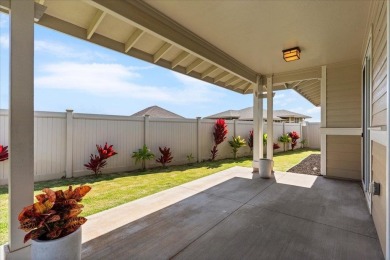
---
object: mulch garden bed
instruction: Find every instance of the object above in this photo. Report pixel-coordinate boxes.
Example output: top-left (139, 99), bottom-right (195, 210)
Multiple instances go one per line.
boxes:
top-left (287, 154), bottom-right (321, 176)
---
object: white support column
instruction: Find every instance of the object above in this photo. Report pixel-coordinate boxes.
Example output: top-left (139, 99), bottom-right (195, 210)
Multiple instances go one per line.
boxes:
top-left (320, 66), bottom-right (327, 176)
top-left (144, 115), bottom-right (150, 169)
top-left (266, 76), bottom-right (274, 160)
top-left (7, 0), bottom-right (35, 257)
top-left (253, 75), bottom-right (263, 172)
top-left (253, 80), bottom-right (260, 172)
top-left (196, 117), bottom-right (202, 163)
top-left (65, 109), bottom-right (74, 178)
top-left (259, 90), bottom-right (264, 158)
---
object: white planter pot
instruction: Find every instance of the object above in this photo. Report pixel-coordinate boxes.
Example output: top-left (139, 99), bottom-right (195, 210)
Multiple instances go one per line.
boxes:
top-left (31, 227), bottom-right (81, 260)
top-left (259, 159), bottom-right (273, 179)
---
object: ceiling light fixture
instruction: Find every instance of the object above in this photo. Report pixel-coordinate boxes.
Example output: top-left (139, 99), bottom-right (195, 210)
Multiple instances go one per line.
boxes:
top-left (283, 47), bottom-right (301, 62)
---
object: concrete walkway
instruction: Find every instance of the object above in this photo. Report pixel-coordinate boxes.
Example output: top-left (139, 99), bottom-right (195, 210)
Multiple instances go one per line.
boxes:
top-left (81, 167), bottom-right (383, 259)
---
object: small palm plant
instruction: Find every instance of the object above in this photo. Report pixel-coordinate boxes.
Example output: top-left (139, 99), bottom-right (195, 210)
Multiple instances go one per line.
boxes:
top-left (132, 145), bottom-right (154, 170)
top-left (279, 134), bottom-right (291, 152)
top-left (228, 136), bottom-right (246, 159)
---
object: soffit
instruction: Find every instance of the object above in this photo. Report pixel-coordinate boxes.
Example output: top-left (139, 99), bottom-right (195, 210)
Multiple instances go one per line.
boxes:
top-left (1, 0), bottom-right (370, 106)
top-left (145, 0), bottom-right (371, 75)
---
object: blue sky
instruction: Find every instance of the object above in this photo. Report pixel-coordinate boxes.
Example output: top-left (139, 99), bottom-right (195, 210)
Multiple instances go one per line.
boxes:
top-left (0, 13), bottom-right (320, 121)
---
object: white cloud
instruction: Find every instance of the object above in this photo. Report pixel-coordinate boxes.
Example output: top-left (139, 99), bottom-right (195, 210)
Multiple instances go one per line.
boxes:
top-left (0, 34), bottom-right (8, 49)
top-left (306, 107), bottom-right (321, 115)
top-left (35, 62), bottom-right (225, 104)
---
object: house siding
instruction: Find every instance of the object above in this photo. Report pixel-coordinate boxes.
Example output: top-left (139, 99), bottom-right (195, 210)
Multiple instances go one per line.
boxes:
top-left (369, 0), bottom-right (388, 256)
top-left (372, 0), bottom-right (388, 127)
top-left (326, 62), bottom-right (361, 128)
top-left (372, 141), bottom-right (387, 256)
top-left (326, 135), bottom-right (361, 180)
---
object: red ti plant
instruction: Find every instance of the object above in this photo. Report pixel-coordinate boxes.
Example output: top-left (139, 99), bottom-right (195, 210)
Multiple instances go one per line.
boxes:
top-left (0, 145), bottom-right (8, 161)
top-left (288, 131), bottom-right (300, 150)
top-left (210, 119), bottom-right (228, 160)
top-left (84, 143), bottom-right (117, 175)
top-left (248, 130), bottom-right (253, 152)
top-left (156, 146), bottom-right (173, 167)
top-left (273, 143), bottom-right (280, 150)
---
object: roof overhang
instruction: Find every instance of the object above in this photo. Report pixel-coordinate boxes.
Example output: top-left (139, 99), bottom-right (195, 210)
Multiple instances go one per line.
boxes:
top-left (0, 0), bottom-right (371, 106)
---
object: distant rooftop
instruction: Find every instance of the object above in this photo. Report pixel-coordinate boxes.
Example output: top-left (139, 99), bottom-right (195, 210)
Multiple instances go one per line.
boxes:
top-left (205, 107), bottom-right (311, 120)
top-left (130, 106), bottom-right (185, 119)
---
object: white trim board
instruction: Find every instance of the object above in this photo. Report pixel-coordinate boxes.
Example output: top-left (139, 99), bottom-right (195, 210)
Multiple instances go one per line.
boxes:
top-left (320, 128), bottom-right (362, 136)
top-left (371, 130), bottom-right (387, 147)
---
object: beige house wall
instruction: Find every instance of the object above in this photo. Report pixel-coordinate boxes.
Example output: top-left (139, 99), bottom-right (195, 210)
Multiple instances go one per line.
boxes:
top-left (372, 142), bottom-right (387, 255)
top-left (326, 62), bottom-right (361, 128)
top-left (325, 61), bottom-right (362, 180)
top-left (326, 135), bottom-right (361, 180)
top-left (368, 0), bottom-right (388, 255)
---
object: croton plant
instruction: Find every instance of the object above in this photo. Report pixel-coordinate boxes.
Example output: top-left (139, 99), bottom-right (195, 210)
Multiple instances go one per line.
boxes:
top-left (18, 185), bottom-right (91, 243)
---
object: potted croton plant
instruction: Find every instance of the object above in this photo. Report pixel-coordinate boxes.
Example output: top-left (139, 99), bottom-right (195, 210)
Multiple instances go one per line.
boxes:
top-left (18, 185), bottom-right (91, 260)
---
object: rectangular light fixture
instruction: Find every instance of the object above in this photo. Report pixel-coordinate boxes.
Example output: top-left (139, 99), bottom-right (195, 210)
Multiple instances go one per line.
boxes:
top-left (283, 47), bottom-right (301, 62)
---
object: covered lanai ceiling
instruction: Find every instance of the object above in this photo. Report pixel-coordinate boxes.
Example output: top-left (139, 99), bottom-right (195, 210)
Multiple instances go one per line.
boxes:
top-left (1, 0), bottom-right (371, 106)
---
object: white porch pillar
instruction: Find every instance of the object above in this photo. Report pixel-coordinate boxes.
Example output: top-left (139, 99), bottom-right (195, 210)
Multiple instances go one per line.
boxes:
top-left (386, 1), bottom-right (390, 258)
top-left (7, 0), bottom-right (35, 258)
top-left (320, 65), bottom-right (327, 176)
top-left (252, 75), bottom-right (263, 172)
top-left (266, 76), bottom-right (274, 160)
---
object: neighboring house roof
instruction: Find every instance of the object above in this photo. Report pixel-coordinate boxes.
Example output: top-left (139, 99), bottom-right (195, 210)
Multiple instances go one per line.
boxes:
top-left (130, 106), bottom-right (185, 119)
top-left (205, 107), bottom-right (311, 120)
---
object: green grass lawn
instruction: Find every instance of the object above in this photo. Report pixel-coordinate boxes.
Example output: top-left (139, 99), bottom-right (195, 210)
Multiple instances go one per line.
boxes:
top-left (0, 148), bottom-right (319, 245)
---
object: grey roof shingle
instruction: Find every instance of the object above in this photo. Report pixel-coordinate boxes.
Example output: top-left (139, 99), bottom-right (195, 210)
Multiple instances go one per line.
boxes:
top-left (130, 106), bottom-right (185, 119)
top-left (205, 107), bottom-right (311, 120)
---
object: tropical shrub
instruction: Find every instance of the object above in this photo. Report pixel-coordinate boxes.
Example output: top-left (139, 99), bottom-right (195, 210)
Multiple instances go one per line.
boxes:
top-left (186, 153), bottom-right (194, 164)
top-left (210, 119), bottom-right (228, 160)
top-left (0, 145), bottom-right (8, 161)
top-left (18, 185), bottom-right (91, 242)
top-left (278, 134), bottom-right (291, 152)
top-left (156, 146), bottom-right (173, 167)
top-left (273, 143), bottom-right (280, 150)
top-left (84, 143), bottom-right (117, 175)
top-left (132, 145), bottom-right (154, 170)
top-left (263, 134), bottom-right (267, 145)
top-left (247, 130), bottom-right (253, 152)
top-left (289, 131), bottom-right (300, 150)
top-left (228, 136), bottom-right (246, 159)
top-left (300, 139), bottom-right (307, 148)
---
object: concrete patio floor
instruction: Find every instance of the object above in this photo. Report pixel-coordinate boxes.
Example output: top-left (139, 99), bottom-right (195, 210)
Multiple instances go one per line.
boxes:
top-left (81, 166), bottom-right (384, 259)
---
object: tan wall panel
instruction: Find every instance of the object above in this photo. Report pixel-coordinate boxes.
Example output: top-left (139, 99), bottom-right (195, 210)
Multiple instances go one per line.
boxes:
top-left (371, 141), bottom-right (386, 255)
top-left (371, 0), bottom-right (387, 127)
top-left (373, 109), bottom-right (387, 126)
top-left (326, 63), bottom-right (361, 128)
top-left (326, 135), bottom-right (361, 180)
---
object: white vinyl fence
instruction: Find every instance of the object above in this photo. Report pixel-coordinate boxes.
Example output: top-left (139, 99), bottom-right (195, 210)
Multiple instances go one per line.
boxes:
top-left (0, 109), bottom-right (318, 184)
top-left (302, 122), bottom-right (321, 149)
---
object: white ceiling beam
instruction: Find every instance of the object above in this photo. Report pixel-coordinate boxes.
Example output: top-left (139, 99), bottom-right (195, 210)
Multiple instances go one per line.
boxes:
top-left (201, 65), bottom-right (218, 79)
top-left (0, 0), bottom-right (46, 21)
top-left (289, 80), bottom-right (302, 89)
top-left (86, 0), bottom-right (257, 83)
top-left (232, 80), bottom-right (247, 90)
top-left (153, 42), bottom-right (172, 63)
top-left (124, 28), bottom-right (144, 53)
top-left (271, 67), bottom-right (321, 85)
top-left (225, 76), bottom-right (240, 86)
top-left (171, 51), bottom-right (190, 68)
top-left (87, 10), bottom-right (106, 40)
top-left (213, 71), bottom-right (229, 83)
top-left (186, 58), bottom-right (204, 74)
top-left (294, 79), bottom-right (319, 89)
top-left (243, 83), bottom-right (253, 93)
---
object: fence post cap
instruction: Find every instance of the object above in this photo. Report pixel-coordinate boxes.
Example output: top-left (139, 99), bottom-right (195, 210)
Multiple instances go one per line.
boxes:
top-left (66, 109), bottom-right (74, 113)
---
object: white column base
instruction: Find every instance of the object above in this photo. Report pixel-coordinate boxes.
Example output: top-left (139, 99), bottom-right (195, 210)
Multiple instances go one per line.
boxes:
top-left (252, 160), bottom-right (259, 172)
top-left (1, 244), bottom-right (30, 260)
